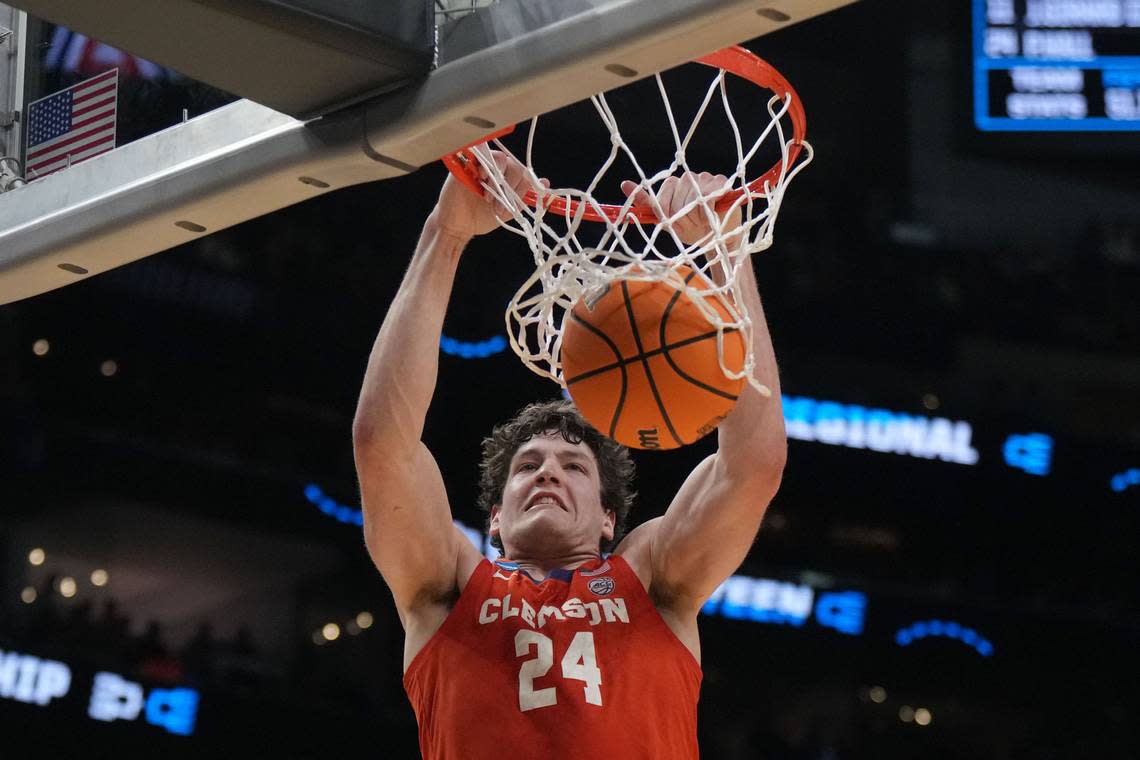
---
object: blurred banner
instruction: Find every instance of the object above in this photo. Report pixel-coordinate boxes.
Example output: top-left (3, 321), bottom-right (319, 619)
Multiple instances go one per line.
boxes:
top-left (44, 26), bottom-right (180, 82)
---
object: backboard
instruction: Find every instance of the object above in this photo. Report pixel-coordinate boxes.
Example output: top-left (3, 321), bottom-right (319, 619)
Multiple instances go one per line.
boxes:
top-left (0, 0), bottom-right (858, 305)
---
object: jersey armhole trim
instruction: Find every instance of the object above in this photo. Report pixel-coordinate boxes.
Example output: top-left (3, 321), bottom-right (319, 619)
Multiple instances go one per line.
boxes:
top-left (403, 557), bottom-right (493, 690)
top-left (607, 555), bottom-right (703, 674)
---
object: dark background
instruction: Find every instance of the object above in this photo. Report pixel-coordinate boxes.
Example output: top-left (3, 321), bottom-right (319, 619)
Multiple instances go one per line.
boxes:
top-left (2, 0), bottom-right (1138, 757)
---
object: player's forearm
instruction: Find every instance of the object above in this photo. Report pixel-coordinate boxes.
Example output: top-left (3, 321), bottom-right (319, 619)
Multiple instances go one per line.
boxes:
top-left (352, 211), bottom-right (469, 447)
top-left (717, 256), bottom-right (786, 477)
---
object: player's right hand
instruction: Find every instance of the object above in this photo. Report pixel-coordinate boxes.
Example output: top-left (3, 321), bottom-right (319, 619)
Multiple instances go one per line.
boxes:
top-left (621, 172), bottom-right (741, 247)
top-left (433, 151), bottom-right (549, 240)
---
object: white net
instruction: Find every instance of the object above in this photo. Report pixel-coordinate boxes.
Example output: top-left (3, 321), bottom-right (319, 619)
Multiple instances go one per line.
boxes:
top-left (455, 48), bottom-right (812, 396)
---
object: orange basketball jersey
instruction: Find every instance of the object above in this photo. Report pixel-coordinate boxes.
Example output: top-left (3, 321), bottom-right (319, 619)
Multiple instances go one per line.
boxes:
top-left (404, 555), bottom-right (702, 759)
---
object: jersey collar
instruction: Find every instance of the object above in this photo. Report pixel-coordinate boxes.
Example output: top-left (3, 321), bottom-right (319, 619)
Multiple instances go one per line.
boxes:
top-left (494, 555), bottom-right (607, 583)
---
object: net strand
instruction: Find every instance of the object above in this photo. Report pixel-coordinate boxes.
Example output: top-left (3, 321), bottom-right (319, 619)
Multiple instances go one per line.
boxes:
top-left (468, 61), bottom-right (812, 393)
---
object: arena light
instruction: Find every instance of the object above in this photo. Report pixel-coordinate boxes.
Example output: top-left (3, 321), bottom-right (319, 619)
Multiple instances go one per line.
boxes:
top-left (302, 483), bottom-right (363, 526)
top-left (21, 587), bottom-right (36, 604)
top-left (28, 547), bottom-right (45, 566)
top-left (439, 334), bottom-right (508, 359)
top-left (895, 619), bottom-right (994, 657)
top-left (868, 686), bottom-right (887, 703)
top-left (303, 487), bottom-right (491, 549)
top-left (33, 339), bottom-right (50, 356)
top-left (90, 569), bottom-right (109, 587)
top-left (1110, 468), bottom-right (1140, 493)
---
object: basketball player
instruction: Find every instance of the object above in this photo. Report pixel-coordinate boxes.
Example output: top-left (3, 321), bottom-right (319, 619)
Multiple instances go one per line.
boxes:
top-left (352, 155), bottom-right (786, 758)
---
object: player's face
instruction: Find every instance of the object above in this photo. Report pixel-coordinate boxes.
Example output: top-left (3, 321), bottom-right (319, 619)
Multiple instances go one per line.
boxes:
top-left (491, 432), bottom-right (615, 558)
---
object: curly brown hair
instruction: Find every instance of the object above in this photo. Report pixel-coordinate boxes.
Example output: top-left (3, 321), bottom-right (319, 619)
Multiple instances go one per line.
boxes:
top-left (477, 399), bottom-right (636, 553)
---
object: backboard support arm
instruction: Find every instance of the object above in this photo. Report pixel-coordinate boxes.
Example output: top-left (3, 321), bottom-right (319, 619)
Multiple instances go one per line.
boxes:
top-left (0, 0), bottom-right (857, 305)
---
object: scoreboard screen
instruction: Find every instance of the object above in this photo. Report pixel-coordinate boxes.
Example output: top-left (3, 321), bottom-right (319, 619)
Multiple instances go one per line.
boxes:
top-left (973, 0), bottom-right (1140, 131)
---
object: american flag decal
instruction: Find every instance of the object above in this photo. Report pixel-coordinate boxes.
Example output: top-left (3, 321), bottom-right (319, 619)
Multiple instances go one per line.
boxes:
top-left (25, 68), bottom-right (118, 180)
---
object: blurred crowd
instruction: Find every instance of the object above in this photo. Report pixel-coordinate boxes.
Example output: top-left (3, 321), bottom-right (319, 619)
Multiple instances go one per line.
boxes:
top-left (4, 574), bottom-right (267, 693)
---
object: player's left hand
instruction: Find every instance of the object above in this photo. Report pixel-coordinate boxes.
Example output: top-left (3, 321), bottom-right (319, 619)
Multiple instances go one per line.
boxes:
top-left (436, 151), bottom-right (549, 240)
top-left (620, 172), bottom-right (742, 246)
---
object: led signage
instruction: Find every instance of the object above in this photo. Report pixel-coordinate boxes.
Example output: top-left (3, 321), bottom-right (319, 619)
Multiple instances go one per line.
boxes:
top-left (0, 649), bottom-right (199, 736)
top-left (1003, 433), bottom-right (1054, 475)
top-left (701, 576), bottom-right (867, 636)
top-left (782, 394), bottom-right (980, 465)
top-left (973, 0), bottom-right (1140, 131)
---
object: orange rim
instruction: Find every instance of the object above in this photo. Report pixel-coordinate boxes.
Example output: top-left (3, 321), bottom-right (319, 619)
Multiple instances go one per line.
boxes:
top-left (440, 45), bottom-right (807, 225)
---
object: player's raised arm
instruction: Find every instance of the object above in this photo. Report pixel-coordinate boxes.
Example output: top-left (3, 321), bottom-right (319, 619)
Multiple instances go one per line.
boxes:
top-left (352, 154), bottom-right (540, 615)
top-left (618, 172), bottom-right (787, 613)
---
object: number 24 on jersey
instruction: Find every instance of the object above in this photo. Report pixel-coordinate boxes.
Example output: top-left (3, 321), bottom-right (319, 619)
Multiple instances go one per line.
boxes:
top-left (515, 630), bottom-right (602, 711)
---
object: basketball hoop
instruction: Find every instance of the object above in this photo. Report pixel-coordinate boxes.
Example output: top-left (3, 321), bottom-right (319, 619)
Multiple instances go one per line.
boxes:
top-left (442, 45), bottom-right (812, 397)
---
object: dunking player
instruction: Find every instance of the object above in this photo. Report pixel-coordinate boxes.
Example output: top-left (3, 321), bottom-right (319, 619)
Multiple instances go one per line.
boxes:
top-left (352, 156), bottom-right (786, 758)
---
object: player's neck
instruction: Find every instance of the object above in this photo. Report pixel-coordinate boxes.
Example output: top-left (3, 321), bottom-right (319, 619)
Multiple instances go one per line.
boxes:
top-left (499, 551), bottom-right (602, 581)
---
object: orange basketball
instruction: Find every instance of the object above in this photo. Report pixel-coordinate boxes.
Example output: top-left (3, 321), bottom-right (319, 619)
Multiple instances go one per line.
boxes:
top-left (560, 269), bottom-right (746, 450)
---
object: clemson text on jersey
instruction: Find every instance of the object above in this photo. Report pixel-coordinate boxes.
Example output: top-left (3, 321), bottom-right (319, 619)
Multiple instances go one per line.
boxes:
top-left (478, 595), bottom-right (630, 629)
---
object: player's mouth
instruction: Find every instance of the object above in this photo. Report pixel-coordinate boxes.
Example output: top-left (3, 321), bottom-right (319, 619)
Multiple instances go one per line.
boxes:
top-left (525, 492), bottom-right (567, 512)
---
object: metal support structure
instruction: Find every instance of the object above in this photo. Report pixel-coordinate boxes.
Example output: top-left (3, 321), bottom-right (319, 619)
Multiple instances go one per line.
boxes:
top-left (1, 3), bottom-right (27, 186)
top-left (6, 0), bottom-right (434, 118)
top-left (0, 100), bottom-right (399, 303)
top-left (0, 0), bottom-right (857, 304)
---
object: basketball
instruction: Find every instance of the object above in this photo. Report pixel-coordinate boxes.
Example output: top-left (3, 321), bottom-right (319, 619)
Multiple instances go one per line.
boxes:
top-left (561, 269), bottom-right (746, 450)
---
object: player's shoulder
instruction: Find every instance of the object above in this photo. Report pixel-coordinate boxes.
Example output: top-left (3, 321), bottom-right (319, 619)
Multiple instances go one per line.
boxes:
top-left (612, 516), bottom-right (662, 592)
top-left (455, 524), bottom-right (487, 593)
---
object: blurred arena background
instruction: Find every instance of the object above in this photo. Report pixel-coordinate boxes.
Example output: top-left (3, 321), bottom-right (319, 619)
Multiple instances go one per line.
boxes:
top-left (1, 0), bottom-right (1138, 756)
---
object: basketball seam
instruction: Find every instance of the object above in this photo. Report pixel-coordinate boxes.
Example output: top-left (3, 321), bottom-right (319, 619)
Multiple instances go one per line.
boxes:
top-left (659, 280), bottom-right (741, 403)
top-left (621, 280), bottom-right (683, 448)
top-left (568, 312), bottom-right (628, 440)
top-left (563, 328), bottom-right (726, 386)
